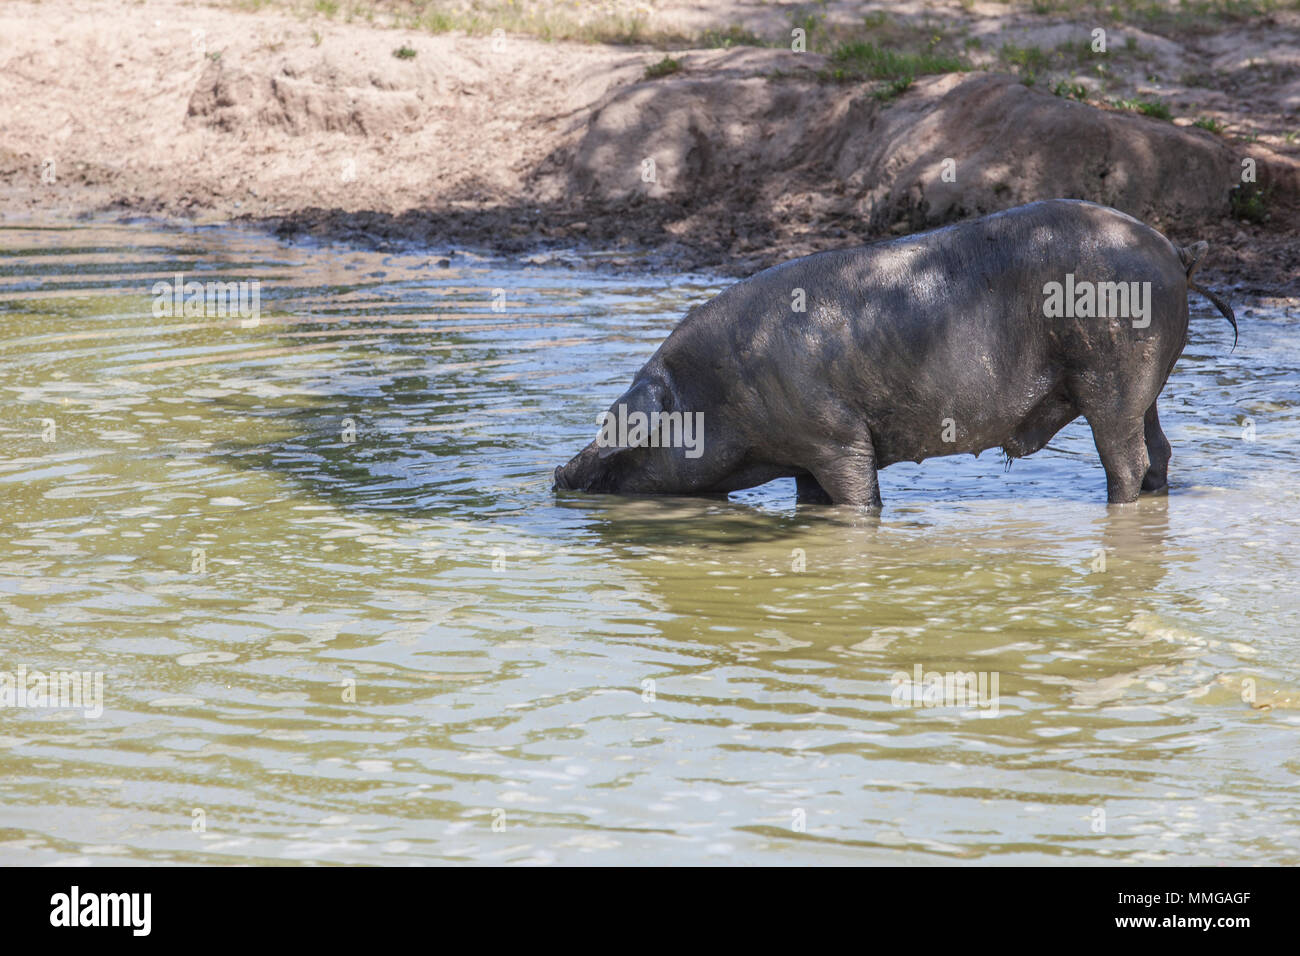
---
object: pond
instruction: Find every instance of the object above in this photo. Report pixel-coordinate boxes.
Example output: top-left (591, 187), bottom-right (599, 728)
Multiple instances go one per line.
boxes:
top-left (0, 221), bottom-right (1297, 864)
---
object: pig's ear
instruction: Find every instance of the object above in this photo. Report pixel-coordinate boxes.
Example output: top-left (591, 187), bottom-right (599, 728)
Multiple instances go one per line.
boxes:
top-left (596, 379), bottom-right (669, 460)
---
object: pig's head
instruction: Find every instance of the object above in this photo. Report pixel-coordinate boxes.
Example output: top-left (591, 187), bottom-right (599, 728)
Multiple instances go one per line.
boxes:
top-left (553, 375), bottom-right (711, 495)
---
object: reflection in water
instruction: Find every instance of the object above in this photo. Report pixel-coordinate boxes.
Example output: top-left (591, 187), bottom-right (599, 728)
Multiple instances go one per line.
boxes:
top-left (0, 222), bottom-right (1296, 865)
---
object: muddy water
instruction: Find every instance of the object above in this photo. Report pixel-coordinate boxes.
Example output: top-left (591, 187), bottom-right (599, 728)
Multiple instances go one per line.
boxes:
top-left (0, 221), bottom-right (1296, 865)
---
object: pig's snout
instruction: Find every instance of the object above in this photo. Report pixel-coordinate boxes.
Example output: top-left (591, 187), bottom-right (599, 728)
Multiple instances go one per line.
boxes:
top-left (553, 445), bottom-right (598, 492)
top-left (554, 439), bottom-right (620, 494)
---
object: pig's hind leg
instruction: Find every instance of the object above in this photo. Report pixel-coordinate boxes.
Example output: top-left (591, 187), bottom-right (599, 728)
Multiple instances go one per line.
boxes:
top-left (1084, 412), bottom-right (1150, 504)
top-left (1074, 363), bottom-right (1164, 504)
top-left (1141, 400), bottom-right (1172, 492)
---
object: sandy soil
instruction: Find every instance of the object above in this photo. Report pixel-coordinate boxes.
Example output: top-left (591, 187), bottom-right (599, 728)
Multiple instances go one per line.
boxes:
top-left (1, 0), bottom-right (1297, 294)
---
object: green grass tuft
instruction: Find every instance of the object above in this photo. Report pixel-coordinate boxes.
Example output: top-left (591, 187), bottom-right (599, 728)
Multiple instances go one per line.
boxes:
top-left (1000, 43), bottom-right (1051, 73)
top-left (1230, 183), bottom-right (1271, 223)
top-left (1052, 80), bottom-right (1088, 100)
top-left (1112, 97), bottom-right (1172, 120)
top-left (873, 76), bottom-right (915, 101)
top-left (829, 41), bottom-right (968, 80)
top-left (644, 56), bottom-right (682, 79)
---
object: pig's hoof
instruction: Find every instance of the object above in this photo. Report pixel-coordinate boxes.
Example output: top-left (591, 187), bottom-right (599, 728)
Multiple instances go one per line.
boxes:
top-left (1141, 472), bottom-right (1168, 493)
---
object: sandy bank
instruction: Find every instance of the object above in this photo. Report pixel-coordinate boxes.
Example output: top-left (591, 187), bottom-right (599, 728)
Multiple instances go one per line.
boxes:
top-left (1, 0), bottom-right (1297, 294)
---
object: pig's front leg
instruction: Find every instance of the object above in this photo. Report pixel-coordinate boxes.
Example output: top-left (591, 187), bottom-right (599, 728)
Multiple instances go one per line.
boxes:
top-left (795, 474), bottom-right (834, 504)
top-left (807, 441), bottom-right (883, 509)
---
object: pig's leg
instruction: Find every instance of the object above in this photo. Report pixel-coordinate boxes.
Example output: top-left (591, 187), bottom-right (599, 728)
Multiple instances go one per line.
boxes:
top-left (795, 474), bottom-right (833, 504)
top-left (808, 443), bottom-right (883, 509)
top-left (1141, 400), bottom-right (1171, 493)
top-left (1086, 414), bottom-right (1149, 504)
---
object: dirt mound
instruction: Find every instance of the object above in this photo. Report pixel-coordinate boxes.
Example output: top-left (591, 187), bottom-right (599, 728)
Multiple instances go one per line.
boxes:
top-left (554, 65), bottom-right (1267, 233)
top-left (186, 57), bottom-right (424, 136)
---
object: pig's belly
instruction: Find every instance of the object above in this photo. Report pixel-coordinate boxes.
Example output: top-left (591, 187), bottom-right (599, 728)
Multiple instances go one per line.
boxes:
top-left (706, 462), bottom-right (802, 493)
top-left (869, 377), bottom-right (1073, 467)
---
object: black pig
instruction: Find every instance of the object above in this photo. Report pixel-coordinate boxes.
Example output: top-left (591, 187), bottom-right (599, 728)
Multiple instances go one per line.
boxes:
top-left (554, 200), bottom-right (1236, 507)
